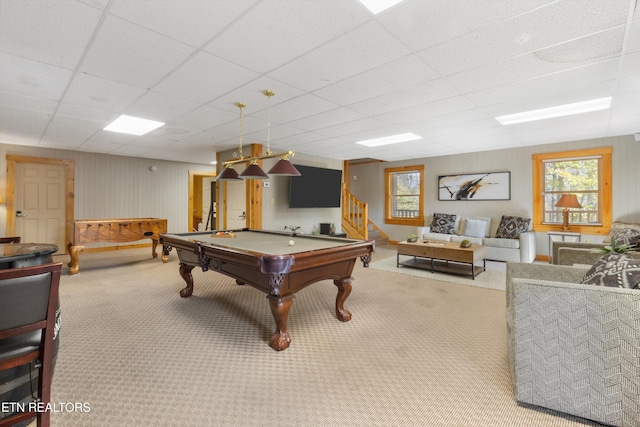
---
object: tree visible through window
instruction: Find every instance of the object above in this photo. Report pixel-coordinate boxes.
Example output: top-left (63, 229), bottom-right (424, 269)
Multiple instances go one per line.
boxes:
top-left (533, 147), bottom-right (612, 233)
top-left (385, 165), bottom-right (424, 226)
top-left (544, 158), bottom-right (599, 224)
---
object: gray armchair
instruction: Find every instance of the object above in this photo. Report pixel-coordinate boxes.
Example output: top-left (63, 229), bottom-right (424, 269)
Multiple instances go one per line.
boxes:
top-left (506, 262), bottom-right (640, 427)
top-left (553, 221), bottom-right (640, 265)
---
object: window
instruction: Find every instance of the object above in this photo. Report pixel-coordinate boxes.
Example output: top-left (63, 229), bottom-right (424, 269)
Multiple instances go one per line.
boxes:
top-left (385, 165), bottom-right (424, 226)
top-left (532, 147), bottom-right (612, 233)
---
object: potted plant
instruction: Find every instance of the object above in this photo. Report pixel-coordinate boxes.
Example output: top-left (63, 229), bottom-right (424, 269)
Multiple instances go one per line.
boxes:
top-left (596, 236), bottom-right (635, 254)
top-left (407, 234), bottom-right (419, 243)
top-left (460, 239), bottom-right (472, 248)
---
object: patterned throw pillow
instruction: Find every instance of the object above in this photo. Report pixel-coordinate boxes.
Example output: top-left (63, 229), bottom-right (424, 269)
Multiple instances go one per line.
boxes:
top-left (581, 253), bottom-right (640, 289)
top-left (612, 228), bottom-right (640, 249)
top-left (431, 213), bottom-right (457, 235)
top-left (495, 215), bottom-right (531, 239)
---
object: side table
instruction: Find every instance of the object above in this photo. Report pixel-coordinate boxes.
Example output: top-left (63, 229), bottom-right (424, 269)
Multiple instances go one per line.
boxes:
top-left (548, 231), bottom-right (581, 263)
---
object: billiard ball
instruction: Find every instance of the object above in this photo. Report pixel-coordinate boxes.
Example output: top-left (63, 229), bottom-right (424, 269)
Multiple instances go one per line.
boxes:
top-left (288, 240), bottom-right (295, 246)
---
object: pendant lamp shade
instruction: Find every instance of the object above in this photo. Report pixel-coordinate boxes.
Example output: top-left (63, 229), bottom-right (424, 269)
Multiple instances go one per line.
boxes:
top-left (239, 162), bottom-right (269, 179)
top-left (216, 166), bottom-right (241, 181)
top-left (268, 159), bottom-right (301, 176)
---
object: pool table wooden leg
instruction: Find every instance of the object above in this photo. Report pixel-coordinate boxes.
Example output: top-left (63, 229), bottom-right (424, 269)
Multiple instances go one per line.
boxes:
top-left (334, 278), bottom-right (353, 322)
top-left (178, 263), bottom-right (195, 297)
top-left (267, 294), bottom-right (294, 351)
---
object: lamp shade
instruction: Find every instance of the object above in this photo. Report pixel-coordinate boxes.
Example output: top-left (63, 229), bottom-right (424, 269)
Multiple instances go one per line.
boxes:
top-left (215, 166), bottom-right (241, 181)
top-left (268, 159), bottom-right (301, 176)
top-left (239, 163), bottom-right (269, 179)
top-left (555, 193), bottom-right (582, 209)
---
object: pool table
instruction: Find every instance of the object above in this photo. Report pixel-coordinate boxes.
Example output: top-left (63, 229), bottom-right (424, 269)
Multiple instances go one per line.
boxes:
top-left (159, 229), bottom-right (374, 351)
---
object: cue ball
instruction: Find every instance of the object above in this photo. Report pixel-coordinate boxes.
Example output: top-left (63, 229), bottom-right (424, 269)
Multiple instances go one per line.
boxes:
top-left (288, 240), bottom-right (295, 246)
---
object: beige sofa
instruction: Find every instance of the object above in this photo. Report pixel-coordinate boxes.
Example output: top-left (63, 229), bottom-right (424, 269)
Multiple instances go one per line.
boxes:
top-left (417, 215), bottom-right (536, 263)
top-left (506, 262), bottom-right (640, 427)
top-left (553, 221), bottom-right (640, 265)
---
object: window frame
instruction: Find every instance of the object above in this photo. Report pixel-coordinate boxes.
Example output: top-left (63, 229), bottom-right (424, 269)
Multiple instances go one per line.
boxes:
top-left (384, 165), bottom-right (424, 226)
top-left (532, 147), bottom-right (612, 236)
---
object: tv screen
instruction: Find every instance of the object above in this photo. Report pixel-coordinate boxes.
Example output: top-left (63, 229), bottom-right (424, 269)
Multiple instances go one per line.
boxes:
top-left (289, 165), bottom-right (342, 208)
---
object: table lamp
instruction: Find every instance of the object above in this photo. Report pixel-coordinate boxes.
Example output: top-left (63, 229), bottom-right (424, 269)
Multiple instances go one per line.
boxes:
top-left (555, 193), bottom-right (582, 230)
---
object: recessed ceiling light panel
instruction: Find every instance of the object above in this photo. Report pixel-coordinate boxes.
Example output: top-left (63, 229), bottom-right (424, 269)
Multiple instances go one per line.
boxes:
top-left (355, 132), bottom-right (422, 147)
top-left (495, 97), bottom-right (612, 125)
top-left (358, 0), bottom-right (404, 14)
top-left (104, 115), bottom-right (165, 136)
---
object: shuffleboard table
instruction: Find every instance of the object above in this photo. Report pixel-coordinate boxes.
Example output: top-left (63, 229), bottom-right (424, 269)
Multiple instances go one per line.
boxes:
top-left (67, 218), bottom-right (168, 274)
top-left (159, 229), bottom-right (374, 351)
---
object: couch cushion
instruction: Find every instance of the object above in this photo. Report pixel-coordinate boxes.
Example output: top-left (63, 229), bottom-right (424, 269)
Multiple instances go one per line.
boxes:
top-left (483, 237), bottom-right (520, 249)
top-left (430, 213), bottom-right (457, 234)
top-left (581, 253), bottom-right (640, 289)
top-left (495, 215), bottom-right (531, 239)
top-left (421, 232), bottom-right (452, 242)
top-left (604, 221), bottom-right (640, 243)
top-left (451, 235), bottom-right (483, 245)
top-left (462, 218), bottom-right (490, 238)
top-left (612, 227), bottom-right (640, 249)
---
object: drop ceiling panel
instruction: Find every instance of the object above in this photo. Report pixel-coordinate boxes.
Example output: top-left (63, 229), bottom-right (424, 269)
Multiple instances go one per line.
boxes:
top-left (204, 0), bottom-right (370, 73)
top-left (378, 0), bottom-right (556, 51)
top-left (468, 58), bottom-right (620, 108)
top-left (0, 0), bottom-right (638, 163)
top-left (109, 0), bottom-right (258, 48)
top-left (0, 1), bottom-right (102, 69)
top-left (269, 21), bottom-right (411, 91)
top-left (418, 3), bottom-right (629, 77)
top-left (80, 15), bottom-right (195, 88)
top-left (126, 91), bottom-right (201, 123)
top-left (0, 105), bottom-right (51, 135)
top-left (287, 108), bottom-right (367, 132)
top-left (0, 53), bottom-right (73, 101)
top-left (153, 51), bottom-right (260, 104)
top-left (313, 56), bottom-right (441, 106)
top-left (62, 73), bottom-right (147, 112)
top-left (0, 92), bottom-right (57, 114)
top-left (45, 115), bottom-right (105, 140)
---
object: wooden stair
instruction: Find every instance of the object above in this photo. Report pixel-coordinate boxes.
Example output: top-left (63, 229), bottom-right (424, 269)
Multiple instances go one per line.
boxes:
top-left (341, 184), bottom-right (389, 246)
top-left (366, 222), bottom-right (388, 246)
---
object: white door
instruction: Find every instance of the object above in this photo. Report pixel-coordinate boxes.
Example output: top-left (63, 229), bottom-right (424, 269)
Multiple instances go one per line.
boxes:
top-left (226, 180), bottom-right (246, 230)
top-left (15, 162), bottom-right (66, 254)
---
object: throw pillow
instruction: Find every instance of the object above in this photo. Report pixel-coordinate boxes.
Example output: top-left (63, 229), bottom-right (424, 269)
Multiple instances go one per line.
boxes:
top-left (463, 218), bottom-right (489, 238)
top-left (431, 213), bottom-right (457, 235)
top-left (581, 253), bottom-right (640, 289)
top-left (612, 228), bottom-right (640, 249)
top-left (495, 215), bottom-right (531, 239)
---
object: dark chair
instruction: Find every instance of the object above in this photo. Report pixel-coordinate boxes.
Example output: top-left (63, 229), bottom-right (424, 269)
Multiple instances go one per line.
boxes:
top-left (0, 237), bottom-right (21, 244)
top-left (0, 263), bottom-right (62, 427)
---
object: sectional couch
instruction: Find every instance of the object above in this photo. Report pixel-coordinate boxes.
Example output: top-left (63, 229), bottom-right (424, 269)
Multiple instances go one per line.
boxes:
top-left (417, 214), bottom-right (536, 263)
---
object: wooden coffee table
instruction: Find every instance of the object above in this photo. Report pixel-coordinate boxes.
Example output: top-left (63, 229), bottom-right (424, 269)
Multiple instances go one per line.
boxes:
top-left (396, 240), bottom-right (486, 279)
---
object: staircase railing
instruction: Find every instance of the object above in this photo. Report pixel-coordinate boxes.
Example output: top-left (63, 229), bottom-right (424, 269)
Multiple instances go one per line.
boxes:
top-left (342, 184), bottom-right (368, 240)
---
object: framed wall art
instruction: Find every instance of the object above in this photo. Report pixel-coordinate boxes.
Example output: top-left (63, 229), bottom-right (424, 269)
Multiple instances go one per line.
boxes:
top-left (438, 171), bottom-right (511, 201)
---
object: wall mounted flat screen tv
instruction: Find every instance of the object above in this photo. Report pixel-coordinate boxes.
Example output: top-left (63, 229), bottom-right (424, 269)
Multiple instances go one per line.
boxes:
top-left (289, 165), bottom-right (342, 208)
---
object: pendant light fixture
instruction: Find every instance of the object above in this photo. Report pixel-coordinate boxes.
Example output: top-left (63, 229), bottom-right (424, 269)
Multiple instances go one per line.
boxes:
top-left (216, 90), bottom-right (301, 180)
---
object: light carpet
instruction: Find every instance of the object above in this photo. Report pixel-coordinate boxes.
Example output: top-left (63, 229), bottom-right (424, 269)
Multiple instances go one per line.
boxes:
top-left (370, 253), bottom-right (507, 291)
top-left (26, 247), bottom-right (599, 427)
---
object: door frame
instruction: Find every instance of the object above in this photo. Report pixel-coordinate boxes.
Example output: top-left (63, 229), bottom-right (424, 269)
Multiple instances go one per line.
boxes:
top-left (188, 171), bottom-right (218, 232)
top-left (5, 154), bottom-right (75, 253)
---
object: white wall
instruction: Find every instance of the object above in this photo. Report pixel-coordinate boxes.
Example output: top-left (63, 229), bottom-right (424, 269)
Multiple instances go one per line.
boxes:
top-left (257, 153), bottom-right (343, 234)
top-left (349, 135), bottom-right (640, 257)
top-left (0, 143), bottom-right (213, 235)
top-left (0, 143), bottom-right (343, 238)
